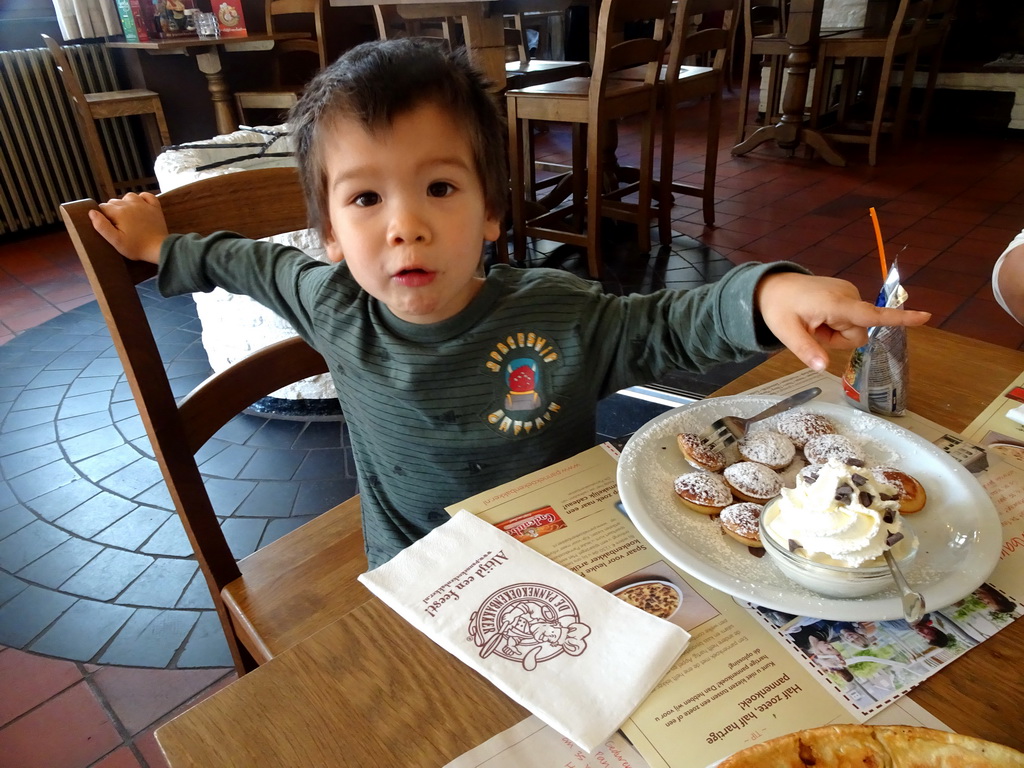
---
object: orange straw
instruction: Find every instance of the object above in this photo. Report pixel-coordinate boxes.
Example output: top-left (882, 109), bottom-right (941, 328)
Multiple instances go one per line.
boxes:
top-left (869, 207), bottom-right (888, 280)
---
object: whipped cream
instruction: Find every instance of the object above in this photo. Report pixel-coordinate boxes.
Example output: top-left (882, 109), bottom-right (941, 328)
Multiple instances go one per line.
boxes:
top-left (764, 458), bottom-right (910, 567)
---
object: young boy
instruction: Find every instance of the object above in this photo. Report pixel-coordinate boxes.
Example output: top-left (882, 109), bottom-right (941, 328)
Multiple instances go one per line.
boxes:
top-left (90, 39), bottom-right (930, 569)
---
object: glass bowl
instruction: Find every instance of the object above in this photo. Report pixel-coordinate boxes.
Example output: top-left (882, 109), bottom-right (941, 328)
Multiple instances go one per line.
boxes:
top-left (759, 497), bottom-right (919, 599)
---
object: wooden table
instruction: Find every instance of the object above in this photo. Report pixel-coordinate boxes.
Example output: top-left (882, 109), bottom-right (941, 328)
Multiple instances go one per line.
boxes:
top-left (326, 0), bottom-right (576, 90)
top-left (731, 0), bottom-right (847, 165)
top-left (108, 33), bottom-right (309, 135)
top-left (155, 325), bottom-right (1024, 765)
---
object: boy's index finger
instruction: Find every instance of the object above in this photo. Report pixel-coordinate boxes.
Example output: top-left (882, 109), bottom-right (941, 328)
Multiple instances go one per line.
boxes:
top-left (864, 306), bottom-right (932, 328)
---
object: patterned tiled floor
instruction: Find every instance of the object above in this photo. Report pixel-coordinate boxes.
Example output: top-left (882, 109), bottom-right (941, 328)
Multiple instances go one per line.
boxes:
top-left (2, 80), bottom-right (1024, 767)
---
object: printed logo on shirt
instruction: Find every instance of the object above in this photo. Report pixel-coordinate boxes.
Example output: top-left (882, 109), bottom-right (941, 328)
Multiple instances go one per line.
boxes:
top-left (468, 583), bottom-right (590, 671)
top-left (483, 331), bottom-right (562, 437)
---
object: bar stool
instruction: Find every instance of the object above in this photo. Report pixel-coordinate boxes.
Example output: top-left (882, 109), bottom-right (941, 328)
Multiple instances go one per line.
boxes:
top-left (614, 0), bottom-right (737, 237)
top-left (897, 0), bottom-right (958, 140)
top-left (808, 0), bottom-right (932, 166)
top-left (42, 34), bottom-right (170, 202)
top-left (736, 0), bottom-right (789, 143)
top-left (505, 0), bottom-right (673, 278)
top-left (234, 0), bottom-right (328, 125)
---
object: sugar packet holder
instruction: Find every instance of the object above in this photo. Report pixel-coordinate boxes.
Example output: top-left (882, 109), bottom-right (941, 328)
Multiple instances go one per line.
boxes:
top-left (358, 510), bottom-right (690, 752)
top-left (842, 261), bottom-right (909, 416)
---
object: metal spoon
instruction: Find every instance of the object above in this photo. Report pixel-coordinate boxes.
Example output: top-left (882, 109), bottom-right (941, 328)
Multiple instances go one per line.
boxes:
top-left (883, 549), bottom-right (926, 626)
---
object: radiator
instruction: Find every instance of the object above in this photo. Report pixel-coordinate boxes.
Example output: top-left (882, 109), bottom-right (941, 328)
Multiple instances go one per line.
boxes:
top-left (0, 44), bottom-right (149, 235)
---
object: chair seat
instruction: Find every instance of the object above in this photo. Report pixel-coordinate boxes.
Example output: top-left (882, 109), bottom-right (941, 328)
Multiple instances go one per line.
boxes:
top-left (613, 63), bottom-right (716, 85)
top-left (235, 89), bottom-right (301, 111)
top-left (225, 495), bottom-right (368, 662)
top-left (508, 77), bottom-right (655, 124)
top-left (85, 88), bottom-right (162, 105)
top-left (505, 60), bottom-right (590, 90)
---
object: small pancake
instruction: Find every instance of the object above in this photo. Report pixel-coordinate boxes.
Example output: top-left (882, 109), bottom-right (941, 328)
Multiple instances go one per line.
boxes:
top-left (720, 502), bottom-right (763, 547)
top-left (803, 433), bottom-right (863, 465)
top-left (723, 461), bottom-right (782, 504)
top-left (872, 466), bottom-right (927, 513)
top-left (738, 430), bottom-right (795, 470)
top-left (775, 412), bottom-right (836, 449)
top-left (673, 471), bottom-right (733, 515)
top-left (676, 432), bottom-right (726, 472)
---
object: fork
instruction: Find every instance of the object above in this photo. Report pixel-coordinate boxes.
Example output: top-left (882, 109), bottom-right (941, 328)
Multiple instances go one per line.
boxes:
top-left (701, 387), bottom-right (822, 452)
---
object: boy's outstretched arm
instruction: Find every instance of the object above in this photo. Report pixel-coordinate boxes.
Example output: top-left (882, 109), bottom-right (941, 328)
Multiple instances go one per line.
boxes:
top-left (755, 272), bottom-right (931, 373)
top-left (88, 192), bottom-right (168, 265)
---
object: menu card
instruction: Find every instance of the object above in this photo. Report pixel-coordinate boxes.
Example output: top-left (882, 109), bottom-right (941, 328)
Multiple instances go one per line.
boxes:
top-left (446, 368), bottom-right (1024, 767)
top-left (447, 444), bottom-right (852, 767)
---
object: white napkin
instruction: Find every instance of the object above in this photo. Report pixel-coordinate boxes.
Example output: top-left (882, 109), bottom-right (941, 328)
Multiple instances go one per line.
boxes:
top-left (358, 510), bottom-right (690, 752)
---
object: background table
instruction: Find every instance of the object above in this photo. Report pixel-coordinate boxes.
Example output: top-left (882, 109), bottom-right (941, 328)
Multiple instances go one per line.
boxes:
top-left (155, 325), bottom-right (1024, 765)
top-left (327, 0), bottom-right (577, 89)
top-left (109, 33), bottom-right (310, 135)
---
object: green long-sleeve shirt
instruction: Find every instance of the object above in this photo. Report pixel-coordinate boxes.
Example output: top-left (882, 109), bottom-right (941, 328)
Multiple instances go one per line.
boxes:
top-left (159, 232), bottom-right (800, 567)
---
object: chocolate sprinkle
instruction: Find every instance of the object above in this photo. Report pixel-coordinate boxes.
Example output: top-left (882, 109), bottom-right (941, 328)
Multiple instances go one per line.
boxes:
top-left (845, 457), bottom-right (865, 467)
top-left (886, 531), bottom-right (904, 547)
top-left (851, 473), bottom-right (868, 487)
top-left (880, 493), bottom-right (899, 502)
top-left (883, 510), bottom-right (895, 524)
top-left (859, 491), bottom-right (874, 506)
top-left (788, 539), bottom-right (801, 553)
top-left (749, 546), bottom-right (766, 558)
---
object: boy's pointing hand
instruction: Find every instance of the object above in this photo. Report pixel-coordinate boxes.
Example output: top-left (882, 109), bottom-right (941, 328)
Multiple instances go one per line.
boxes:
top-left (756, 272), bottom-right (931, 373)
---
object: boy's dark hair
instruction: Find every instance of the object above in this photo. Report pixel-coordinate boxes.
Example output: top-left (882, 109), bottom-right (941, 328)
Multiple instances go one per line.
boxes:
top-left (289, 38), bottom-right (509, 239)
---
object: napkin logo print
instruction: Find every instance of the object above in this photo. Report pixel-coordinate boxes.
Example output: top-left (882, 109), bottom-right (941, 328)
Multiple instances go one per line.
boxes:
top-left (469, 583), bottom-right (591, 671)
top-left (482, 332), bottom-right (563, 438)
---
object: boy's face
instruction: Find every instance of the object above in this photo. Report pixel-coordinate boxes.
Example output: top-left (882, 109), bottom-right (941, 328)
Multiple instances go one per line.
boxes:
top-left (320, 101), bottom-right (502, 325)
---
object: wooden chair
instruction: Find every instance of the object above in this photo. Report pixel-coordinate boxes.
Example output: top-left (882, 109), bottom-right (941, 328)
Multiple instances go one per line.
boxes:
top-left (735, 0), bottom-right (790, 143)
top-left (504, 15), bottom-right (590, 90)
top-left (808, 0), bottom-right (932, 166)
top-left (233, 0), bottom-right (328, 125)
top-left (42, 34), bottom-right (170, 203)
top-left (505, 0), bottom-right (673, 278)
top-left (615, 0), bottom-right (737, 236)
top-left (59, 167), bottom-right (368, 676)
top-left (372, 5), bottom-right (457, 46)
top-left (897, 0), bottom-right (957, 140)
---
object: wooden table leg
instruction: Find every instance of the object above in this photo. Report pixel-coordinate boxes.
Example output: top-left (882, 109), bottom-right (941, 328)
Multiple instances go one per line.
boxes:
top-left (730, 0), bottom-right (845, 166)
top-left (195, 49), bottom-right (238, 135)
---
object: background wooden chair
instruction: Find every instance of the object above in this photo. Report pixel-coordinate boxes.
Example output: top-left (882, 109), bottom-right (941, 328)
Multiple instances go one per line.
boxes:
top-left (505, 0), bottom-right (673, 278)
top-left (233, 0), bottom-right (328, 125)
top-left (808, 0), bottom-right (932, 166)
top-left (897, 0), bottom-right (958, 140)
top-left (372, 5), bottom-right (458, 46)
top-left (59, 167), bottom-right (367, 676)
top-left (42, 34), bottom-right (170, 202)
top-left (615, 0), bottom-right (737, 236)
top-left (735, 0), bottom-right (790, 143)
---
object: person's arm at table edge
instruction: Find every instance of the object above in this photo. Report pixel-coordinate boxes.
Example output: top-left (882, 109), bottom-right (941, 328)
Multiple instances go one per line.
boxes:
top-left (993, 230), bottom-right (1024, 326)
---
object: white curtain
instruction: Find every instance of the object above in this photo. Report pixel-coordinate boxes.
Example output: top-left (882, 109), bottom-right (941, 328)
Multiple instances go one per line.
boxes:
top-left (51, 0), bottom-right (123, 41)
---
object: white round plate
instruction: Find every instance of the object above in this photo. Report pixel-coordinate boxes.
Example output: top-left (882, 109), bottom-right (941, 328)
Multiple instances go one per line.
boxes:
top-left (616, 395), bottom-right (1002, 621)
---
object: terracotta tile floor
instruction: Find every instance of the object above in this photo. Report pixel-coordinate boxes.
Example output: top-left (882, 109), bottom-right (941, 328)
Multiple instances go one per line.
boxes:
top-left (1, 82), bottom-right (1024, 766)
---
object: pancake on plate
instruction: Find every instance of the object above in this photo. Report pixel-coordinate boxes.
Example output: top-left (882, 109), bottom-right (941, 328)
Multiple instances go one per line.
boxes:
top-left (717, 724), bottom-right (1024, 767)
